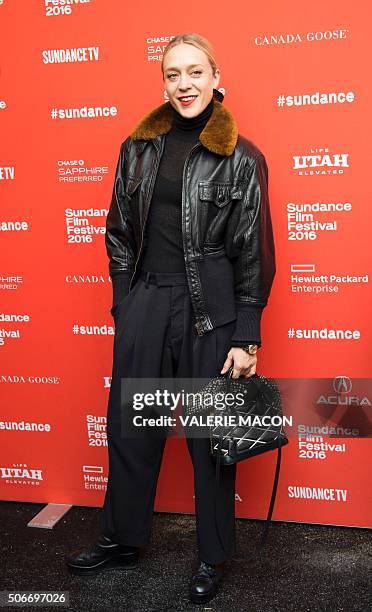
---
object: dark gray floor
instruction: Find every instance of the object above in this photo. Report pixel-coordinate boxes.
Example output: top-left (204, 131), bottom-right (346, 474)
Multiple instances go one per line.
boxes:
top-left (0, 501), bottom-right (371, 612)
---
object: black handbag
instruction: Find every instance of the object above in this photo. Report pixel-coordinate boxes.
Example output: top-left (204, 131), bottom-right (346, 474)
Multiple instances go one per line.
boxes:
top-left (185, 365), bottom-right (288, 560)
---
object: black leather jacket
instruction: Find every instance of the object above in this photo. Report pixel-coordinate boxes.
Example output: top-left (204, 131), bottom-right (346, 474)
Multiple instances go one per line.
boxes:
top-left (105, 93), bottom-right (276, 346)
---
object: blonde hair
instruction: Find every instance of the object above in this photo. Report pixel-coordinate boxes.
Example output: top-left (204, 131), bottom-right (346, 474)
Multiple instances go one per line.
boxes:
top-left (161, 33), bottom-right (218, 77)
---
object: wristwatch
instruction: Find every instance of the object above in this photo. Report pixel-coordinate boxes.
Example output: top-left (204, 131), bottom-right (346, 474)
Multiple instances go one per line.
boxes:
top-left (241, 344), bottom-right (259, 355)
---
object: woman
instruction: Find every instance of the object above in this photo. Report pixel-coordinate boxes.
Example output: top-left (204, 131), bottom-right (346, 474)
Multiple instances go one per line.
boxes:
top-left (66, 32), bottom-right (276, 605)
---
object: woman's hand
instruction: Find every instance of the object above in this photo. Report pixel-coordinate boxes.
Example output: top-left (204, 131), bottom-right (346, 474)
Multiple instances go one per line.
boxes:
top-left (220, 347), bottom-right (257, 379)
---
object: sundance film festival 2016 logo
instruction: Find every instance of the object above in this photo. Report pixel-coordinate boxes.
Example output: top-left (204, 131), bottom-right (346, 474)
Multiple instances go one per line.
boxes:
top-left (0, 311), bottom-right (31, 347)
top-left (44, 0), bottom-right (91, 18)
top-left (65, 207), bottom-right (107, 245)
top-left (86, 414), bottom-right (107, 447)
top-left (286, 201), bottom-right (353, 242)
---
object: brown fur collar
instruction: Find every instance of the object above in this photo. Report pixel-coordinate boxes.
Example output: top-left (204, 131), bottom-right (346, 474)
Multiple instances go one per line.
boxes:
top-left (130, 99), bottom-right (238, 156)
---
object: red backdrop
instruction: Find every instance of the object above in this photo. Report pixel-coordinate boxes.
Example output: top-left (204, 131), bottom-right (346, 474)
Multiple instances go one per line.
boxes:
top-left (1, 0), bottom-right (371, 528)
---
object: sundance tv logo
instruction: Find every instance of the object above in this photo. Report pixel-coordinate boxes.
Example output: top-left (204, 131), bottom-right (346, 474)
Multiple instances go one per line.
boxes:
top-left (42, 46), bottom-right (100, 64)
top-left (0, 166), bottom-right (15, 180)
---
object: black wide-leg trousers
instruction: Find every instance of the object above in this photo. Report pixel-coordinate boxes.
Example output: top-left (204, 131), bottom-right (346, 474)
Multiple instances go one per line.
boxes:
top-left (100, 269), bottom-right (237, 564)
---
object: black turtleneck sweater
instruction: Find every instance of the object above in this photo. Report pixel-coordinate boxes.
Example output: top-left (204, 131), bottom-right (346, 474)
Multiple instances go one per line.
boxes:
top-left (140, 96), bottom-right (214, 273)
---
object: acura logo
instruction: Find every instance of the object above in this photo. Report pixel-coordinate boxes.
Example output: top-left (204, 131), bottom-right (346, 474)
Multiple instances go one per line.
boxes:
top-left (333, 376), bottom-right (352, 394)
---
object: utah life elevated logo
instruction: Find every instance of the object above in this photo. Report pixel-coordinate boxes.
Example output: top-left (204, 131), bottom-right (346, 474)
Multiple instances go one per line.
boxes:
top-left (0, 463), bottom-right (44, 486)
top-left (292, 148), bottom-right (350, 176)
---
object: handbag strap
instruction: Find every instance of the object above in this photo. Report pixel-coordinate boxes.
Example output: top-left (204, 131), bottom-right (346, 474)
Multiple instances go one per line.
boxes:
top-left (213, 421), bottom-right (284, 563)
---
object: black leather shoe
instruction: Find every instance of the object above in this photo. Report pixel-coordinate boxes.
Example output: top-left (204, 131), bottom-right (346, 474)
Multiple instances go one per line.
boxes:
top-left (189, 560), bottom-right (224, 604)
top-left (66, 534), bottom-right (140, 575)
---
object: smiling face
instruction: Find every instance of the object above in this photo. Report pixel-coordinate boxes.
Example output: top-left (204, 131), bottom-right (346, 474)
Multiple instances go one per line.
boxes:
top-left (163, 42), bottom-right (220, 118)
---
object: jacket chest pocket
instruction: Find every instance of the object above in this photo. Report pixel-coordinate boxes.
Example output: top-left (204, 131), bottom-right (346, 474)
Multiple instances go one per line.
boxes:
top-left (198, 181), bottom-right (246, 246)
top-left (198, 181), bottom-right (245, 208)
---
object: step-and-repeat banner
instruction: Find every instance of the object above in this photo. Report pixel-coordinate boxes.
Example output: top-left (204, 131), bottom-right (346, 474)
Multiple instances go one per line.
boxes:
top-left (1, 1), bottom-right (371, 528)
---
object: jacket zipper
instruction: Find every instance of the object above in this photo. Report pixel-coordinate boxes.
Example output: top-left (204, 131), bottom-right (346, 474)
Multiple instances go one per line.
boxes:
top-left (181, 141), bottom-right (201, 256)
top-left (181, 142), bottom-right (205, 335)
top-left (128, 138), bottom-right (164, 291)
